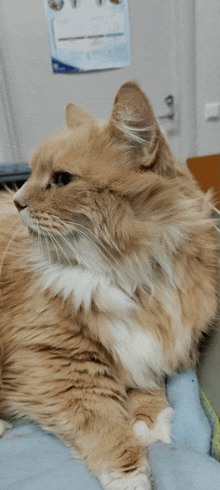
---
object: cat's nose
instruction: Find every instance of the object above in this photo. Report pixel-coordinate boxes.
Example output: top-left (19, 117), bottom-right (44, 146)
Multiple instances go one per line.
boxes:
top-left (13, 199), bottom-right (27, 212)
top-left (13, 187), bottom-right (28, 212)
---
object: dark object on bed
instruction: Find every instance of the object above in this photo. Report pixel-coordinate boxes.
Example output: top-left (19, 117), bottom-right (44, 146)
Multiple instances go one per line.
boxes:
top-left (0, 162), bottom-right (31, 184)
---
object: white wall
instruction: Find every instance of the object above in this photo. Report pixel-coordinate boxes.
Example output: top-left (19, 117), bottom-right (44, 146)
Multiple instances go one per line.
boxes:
top-left (2, 0), bottom-right (219, 165)
top-left (0, 0), bottom-right (195, 165)
top-left (195, 0), bottom-right (220, 156)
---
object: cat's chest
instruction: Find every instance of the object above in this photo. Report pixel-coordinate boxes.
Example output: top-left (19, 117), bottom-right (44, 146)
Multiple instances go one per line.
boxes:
top-left (39, 262), bottom-right (164, 390)
top-left (105, 316), bottom-right (163, 390)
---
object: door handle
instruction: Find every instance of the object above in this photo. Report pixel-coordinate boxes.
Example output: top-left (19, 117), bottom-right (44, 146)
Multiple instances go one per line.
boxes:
top-left (159, 95), bottom-right (174, 120)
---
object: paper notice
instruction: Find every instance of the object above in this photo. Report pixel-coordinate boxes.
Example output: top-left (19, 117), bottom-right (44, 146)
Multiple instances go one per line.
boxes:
top-left (44, 0), bottom-right (131, 72)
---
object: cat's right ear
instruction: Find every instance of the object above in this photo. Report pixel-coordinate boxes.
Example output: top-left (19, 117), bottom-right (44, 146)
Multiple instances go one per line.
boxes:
top-left (108, 81), bottom-right (159, 164)
top-left (108, 81), bottom-right (175, 175)
top-left (65, 104), bottom-right (94, 128)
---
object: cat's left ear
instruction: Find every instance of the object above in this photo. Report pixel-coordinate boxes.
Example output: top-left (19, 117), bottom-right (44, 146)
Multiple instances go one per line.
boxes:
top-left (65, 103), bottom-right (94, 128)
top-left (109, 80), bottom-right (160, 166)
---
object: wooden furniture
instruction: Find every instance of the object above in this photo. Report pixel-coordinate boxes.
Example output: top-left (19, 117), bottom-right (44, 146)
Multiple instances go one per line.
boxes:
top-left (187, 154), bottom-right (220, 209)
top-left (188, 155), bottom-right (220, 417)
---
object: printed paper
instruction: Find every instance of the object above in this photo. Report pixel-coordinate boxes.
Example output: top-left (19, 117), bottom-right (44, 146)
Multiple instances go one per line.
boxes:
top-left (44, 0), bottom-right (131, 73)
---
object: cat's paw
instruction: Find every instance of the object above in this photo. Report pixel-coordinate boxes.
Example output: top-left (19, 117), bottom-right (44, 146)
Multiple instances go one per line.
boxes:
top-left (0, 420), bottom-right (12, 437)
top-left (70, 447), bottom-right (81, 460)
top-left (63, 440), bottom-right (81, 460)
top-left (100, 469), bottom-right (151, 490)
top-left (133, 407), bottom-right (174, 446)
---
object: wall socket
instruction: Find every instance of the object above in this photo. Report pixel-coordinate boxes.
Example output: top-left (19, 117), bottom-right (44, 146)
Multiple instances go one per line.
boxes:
top-left (205, 102), bottom-right (220, 121)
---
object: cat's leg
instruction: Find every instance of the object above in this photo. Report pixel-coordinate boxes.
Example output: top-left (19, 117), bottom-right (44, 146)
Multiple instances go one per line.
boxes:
top-left (65, 413), bottom-right (150, 489)
top-left (70, 408), bottom-right (151, 490)
top-left (2, 349), bottom-right (150, 490)
top-left (43, 398), bottom-right (150, 490)
top-left (127, 388), bottom-right (173, 447)
top-left (0, 420), bottom-right (12, 437)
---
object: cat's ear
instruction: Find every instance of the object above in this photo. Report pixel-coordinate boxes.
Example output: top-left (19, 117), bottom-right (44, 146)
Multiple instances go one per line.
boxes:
top-left (109, 81), bottom-right (160, 166)
top-left (65, 103), bottom-right (94, 128)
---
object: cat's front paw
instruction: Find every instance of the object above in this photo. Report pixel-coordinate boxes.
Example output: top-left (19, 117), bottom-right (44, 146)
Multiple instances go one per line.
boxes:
top-left (0, 420), bottom-right (12, 437)
top-left (134, 407), bottom-right (174, 446)
top-left (100, 469), bottom-right (151, 490)
top-left (70, 447), bottom-right (81, 460)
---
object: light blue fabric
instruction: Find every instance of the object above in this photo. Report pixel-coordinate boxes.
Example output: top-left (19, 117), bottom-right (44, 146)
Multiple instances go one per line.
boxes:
top-left (0, 424), bottom-right (102, 490)
top-left (166, 370), bottom-right (212, 453)
top-left (0, 370), bottom-right (219, 490)
top-left (149, 444), bottom-right (220, 490)
top-left (148, 370), bottom-right (220, 489)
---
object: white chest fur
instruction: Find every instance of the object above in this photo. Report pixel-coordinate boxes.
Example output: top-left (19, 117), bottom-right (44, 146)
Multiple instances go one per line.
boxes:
top-left (34, 257), bottom-right (164, 390)
top-left (107, 317), bottom-right (163, 390)
top-left (39, 261), bottom-right (137, 313)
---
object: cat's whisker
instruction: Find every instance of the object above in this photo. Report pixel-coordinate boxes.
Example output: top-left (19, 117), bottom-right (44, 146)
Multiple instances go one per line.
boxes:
top-left (67, 227), bottom-right (135, 287)
top-left (47, 232), bottom-right (61, 265)
top-left (71, 224), bottom-right (134, 283)
top-left (48, 231), bottom-right (73, 268)
top-left (61, 217), bottom-right (124, 259)
top-left (67, 226), bottom-right (127, 284)
top-left (54, 227), bottom-right (89, 267)
top-left (54, 229), bottom-right (90, 269)
top-left (49, 216), bottom-right (116, 272)
top-left (36, 217), bottom-right (144, 293)
top-left (50, 224), bottom-right (82, 263)
top-left (79, 221), bottom-right (128, 264)
top-left (54, 237), bottom-right (75, 268)
top-left (41, 229), bottom-right (52, 267)
top-left (72, 235), bottom-right (90, 269)
top-left (0, 224), bottom-right (23, 280)
top-left (35, 217), bottom-right (92, 270)
top-left (36, 220), bottom-right (43, 253)
top-left (55, 217), bottom-right (129, 275)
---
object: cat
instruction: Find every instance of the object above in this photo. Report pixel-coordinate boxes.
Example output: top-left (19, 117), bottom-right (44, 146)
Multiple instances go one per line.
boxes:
top-left (0, 80), bottom-right (218, 490)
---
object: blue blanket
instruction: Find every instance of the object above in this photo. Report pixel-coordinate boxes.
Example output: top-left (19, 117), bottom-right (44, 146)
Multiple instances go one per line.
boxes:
top-left (0, 370), bottom-right (220, 490)
top-left (149, 370), bottom-right (220, 489)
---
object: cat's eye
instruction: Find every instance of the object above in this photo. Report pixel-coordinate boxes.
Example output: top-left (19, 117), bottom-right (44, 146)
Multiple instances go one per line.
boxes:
top-left (54, 172), bottom-right (78, 187)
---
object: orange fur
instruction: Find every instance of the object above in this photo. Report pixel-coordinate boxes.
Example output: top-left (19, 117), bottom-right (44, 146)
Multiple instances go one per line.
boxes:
top-left (127, 389), bottom-right (169, 428)
top-left (0, 81), bottom-right (218, 489)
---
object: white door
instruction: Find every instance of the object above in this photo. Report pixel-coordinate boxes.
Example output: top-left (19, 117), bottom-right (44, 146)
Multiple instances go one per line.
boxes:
top-left (0, 0), bottom-right (195, 164)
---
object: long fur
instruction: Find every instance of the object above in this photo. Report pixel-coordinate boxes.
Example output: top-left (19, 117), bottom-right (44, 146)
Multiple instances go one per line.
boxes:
top-left (0, 81), bottom-right (218, 489)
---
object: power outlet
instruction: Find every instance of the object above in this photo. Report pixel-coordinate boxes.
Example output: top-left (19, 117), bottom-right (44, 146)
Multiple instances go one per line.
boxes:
top-left (205, 102), bottom-right (220, 121)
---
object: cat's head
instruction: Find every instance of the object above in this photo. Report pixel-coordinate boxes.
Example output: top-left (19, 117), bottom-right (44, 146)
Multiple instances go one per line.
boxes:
top-left (13, 81), bottom-right (177, 273)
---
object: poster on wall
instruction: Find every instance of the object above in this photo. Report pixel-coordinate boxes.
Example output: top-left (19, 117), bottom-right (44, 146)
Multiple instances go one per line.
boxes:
top-left (43, 0), bottom-right (131, 73)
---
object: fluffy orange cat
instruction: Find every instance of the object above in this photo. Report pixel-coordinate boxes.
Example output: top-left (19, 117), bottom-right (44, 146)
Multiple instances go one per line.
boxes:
top-left (0, 81), bottom-right (218, 490)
